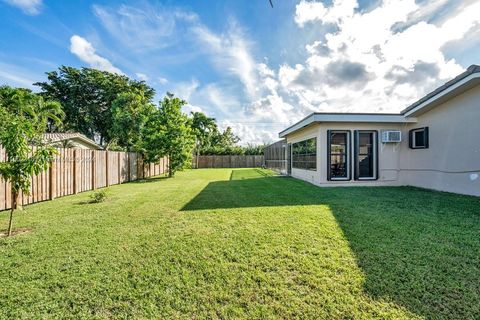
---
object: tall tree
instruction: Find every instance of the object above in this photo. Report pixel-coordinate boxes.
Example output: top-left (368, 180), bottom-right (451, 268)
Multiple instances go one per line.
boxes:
top-left (142, 93), bottom-right (195, 177)
top-left (35, 66), bottom-right (155, 147)
top-left (190, 112), bottom-right (218, 167)
top-left (110, 92), bottom-right (156, 152)
top-left (212, 126), bottom-right (240, 148)
top-left (0, 86), bottom-right (63, 236)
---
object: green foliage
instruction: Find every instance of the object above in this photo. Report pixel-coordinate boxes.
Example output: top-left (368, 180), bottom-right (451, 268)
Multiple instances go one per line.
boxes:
top-left (35, 66), bottom-right (155, 147)
top-left (200, 143), bottom-right (266, 155)
top-left (0, 86), bottom-right (63, 235)
top-left (190, 111), bottom-right (217, 155)
top-left (210, 126), bottom-right (240, 149)
top-left (89, 189), bottom-right (108, 203)
top-left (188, 113), bottom-right (265, 155)
top-left (243, 143), bottom-right (266, 155)
top-left (142, 93), bottom-right (195, 176)
top-left (110, 92), bottom-right (156, 152)
top-left (200, 145), bottom-right (245, 155)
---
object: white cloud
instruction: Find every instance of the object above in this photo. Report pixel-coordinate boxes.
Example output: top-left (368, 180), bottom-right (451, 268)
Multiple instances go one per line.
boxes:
top-left (171, 78), bottom-right (200, 102)
top-left (85, 0), bottom-right (479, 144)
top-left (192, 21), bottom-right (259, 99)
top-left (279, 0), bottom-right (480, 116)
top-left (93, 3), bottom-right (197, 51)
top-left (69, 35), bottom-right (123, 74)
top-left (0, 62), bottom-right (40, 89)
top-left (157, 77), bottom-right (168, 85)
top-left (295, 0), bottom-right (357, 27)
top-left (135, 73), bottom-right (148, 81)
top-left (3, 0), bottom-right (42, 15)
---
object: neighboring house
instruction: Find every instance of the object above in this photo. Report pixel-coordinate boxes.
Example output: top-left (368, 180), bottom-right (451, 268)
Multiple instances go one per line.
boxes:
top-left (278, 64), bottom-right (480, 196)
top-left (43, 133), bottom-right (102, 150)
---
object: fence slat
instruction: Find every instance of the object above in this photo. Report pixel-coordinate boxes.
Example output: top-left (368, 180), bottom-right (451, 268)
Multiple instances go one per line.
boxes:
top-left (0, 147), bottom-right (168, 211)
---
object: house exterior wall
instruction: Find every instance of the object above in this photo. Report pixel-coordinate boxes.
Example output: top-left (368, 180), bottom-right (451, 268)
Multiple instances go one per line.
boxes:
top-left (286, 122), bottom-right (408, 187)
top-left (400, 85), bottom-right (480, 196)
top-left (284, 85), bottom-right (480, 196)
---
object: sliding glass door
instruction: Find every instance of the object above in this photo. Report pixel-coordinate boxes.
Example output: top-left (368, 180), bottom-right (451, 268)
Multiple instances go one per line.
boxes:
top-left (354, 131), bottom-right (378, 180)
top-left (327, 130), bottom-right (351, 180)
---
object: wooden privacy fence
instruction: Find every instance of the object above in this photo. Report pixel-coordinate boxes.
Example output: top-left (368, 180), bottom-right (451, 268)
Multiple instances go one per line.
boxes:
top-left (0, 148), bottom-right (169, 211)
top-left (193, 155), bottom-right (264, 168)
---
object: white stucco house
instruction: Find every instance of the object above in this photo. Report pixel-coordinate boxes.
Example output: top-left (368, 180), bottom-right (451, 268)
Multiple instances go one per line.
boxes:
top-left (278, 64), bottom-right (480, 196)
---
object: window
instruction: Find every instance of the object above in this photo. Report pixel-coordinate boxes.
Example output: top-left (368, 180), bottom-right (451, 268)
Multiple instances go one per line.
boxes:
top-left (354, 130), bottom-right (378, 180)
top-left (409, 127), bottom-right (429, 149)
top-left (327, 131), bottom-right (351, 180)
top-left (292, 138), bottom-right (317, 170)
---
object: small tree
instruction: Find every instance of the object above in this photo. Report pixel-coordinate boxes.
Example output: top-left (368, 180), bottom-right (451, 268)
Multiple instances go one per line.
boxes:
top-left (142, 93), bottom-right (195, 177)
top-left (0, 86), bottom-right (63, 236)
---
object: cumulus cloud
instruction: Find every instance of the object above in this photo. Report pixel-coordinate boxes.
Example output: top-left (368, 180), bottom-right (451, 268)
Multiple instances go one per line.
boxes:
top-left (69, 35), bottom-right (123, 74)
top-left (278, 0), bottom-right (480, 116)
top-left (3, 0), bottom-right (42, 15)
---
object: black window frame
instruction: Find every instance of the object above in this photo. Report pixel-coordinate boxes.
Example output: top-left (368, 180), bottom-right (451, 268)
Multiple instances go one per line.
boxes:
top-left (327, 130), bottom-right (351, 181)
top-left (291, 137), bottom-right (317, 171)
top-left (354, 130), bottom-right (379, 181)
top-left (409, 127), bottom-right (429, 149)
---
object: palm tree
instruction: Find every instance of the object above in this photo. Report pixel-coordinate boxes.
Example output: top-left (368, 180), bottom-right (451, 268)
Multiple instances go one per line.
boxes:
top-left (190, 112), bottom-right (218, 168)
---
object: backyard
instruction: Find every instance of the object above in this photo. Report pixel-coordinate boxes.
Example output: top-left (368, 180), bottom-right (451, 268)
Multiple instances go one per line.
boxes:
top-left (0, 168), bottom-right (479, 319)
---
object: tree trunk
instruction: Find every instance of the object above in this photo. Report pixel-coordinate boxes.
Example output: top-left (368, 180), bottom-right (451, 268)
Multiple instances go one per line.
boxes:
top-left (196, 147), bottom-right (199, 169)
top-left (168, 156), bottom-right (173, 177)
top-left (7, 192), bottom-right (18, 237)
top-left (195, 138), bottom-right (200, 169)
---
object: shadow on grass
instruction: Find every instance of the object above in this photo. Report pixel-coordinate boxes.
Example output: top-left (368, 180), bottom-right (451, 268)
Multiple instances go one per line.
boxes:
top-left (181, 173), bottom-right (480, 319)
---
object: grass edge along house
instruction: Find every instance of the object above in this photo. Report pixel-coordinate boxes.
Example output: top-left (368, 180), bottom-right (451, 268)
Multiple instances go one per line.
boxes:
top-left (278, 64), bottom-right (480, 196)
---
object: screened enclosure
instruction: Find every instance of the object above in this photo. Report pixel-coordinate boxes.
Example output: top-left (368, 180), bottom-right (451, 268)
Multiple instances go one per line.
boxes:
top-left (264, 140), bottom-right (288, 174)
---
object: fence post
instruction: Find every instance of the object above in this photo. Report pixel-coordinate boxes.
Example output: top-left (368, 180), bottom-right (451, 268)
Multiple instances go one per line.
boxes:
top-left (91, 150), bottom-right (97, 190)
top-left (118, 152), bottom-right (121, 184)
top-left (105, 150), bottom-right (110, 187)
top-left (73, 149), bottom-right (78, 194)
top-left (127, 152), bottom-right (131, 182)
top-left (49, 157), bottom-right (57, 200)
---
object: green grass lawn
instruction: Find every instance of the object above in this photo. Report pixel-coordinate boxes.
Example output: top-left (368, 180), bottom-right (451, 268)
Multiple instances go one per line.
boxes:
top-left (1, 169), bottom-right (479, 319)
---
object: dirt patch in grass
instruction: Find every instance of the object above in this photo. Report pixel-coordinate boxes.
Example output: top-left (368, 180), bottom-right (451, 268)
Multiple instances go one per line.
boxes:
top-left (0, 228), bottom-right (33, 238)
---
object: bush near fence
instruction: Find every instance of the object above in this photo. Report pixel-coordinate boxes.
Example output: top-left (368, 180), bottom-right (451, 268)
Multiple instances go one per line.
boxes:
top-left (0, 148), bottom-right (168, 211)
top-left (193, 155), bottom-right (264, 168)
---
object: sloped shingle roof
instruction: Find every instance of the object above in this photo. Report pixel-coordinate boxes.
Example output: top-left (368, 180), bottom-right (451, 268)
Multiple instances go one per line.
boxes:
top-left (42, 133), bottom-right (101, 149)
top-left (401, 64), bottom-right (480, 115)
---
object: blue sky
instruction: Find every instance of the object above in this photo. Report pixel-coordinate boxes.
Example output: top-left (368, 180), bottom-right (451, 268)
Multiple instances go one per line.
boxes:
top-left (1, 0), bottom-right (479, 144)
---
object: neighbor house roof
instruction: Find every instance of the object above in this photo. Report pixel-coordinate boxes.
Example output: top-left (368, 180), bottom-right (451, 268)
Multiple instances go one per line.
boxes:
top-left (279, 64), bottom-right (480, 138)
top-left (42, 133), bottom-right (102, 149)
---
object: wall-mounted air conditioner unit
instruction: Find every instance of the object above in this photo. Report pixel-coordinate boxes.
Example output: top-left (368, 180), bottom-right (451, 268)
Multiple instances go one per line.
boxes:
top-left (381, 130), bottom-right (402, 143)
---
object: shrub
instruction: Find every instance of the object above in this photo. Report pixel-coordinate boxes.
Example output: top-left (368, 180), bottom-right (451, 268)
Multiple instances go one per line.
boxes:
top-left (90, 189), bottom-right (108, 203)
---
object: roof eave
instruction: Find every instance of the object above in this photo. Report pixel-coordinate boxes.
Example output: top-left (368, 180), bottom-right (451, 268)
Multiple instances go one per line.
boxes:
top-left (402, 72), bottom-right (480, 117)
top-left (279, 113), bottom-right (415, 138)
